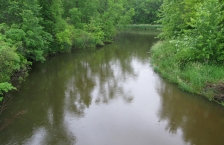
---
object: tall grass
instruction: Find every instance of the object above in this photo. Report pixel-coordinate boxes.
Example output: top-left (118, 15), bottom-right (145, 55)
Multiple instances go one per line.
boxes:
top-left (150, 41), bottom-right (224, 104)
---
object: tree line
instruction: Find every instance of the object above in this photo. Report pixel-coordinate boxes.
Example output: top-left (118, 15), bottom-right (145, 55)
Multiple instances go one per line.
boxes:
top-left (0, 0), bottom-right (136, 101)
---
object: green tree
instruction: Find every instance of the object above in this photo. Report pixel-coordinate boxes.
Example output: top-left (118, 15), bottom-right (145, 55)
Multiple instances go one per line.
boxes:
top-left (130, 0), bottom-right (162, 24)
top-left (158, 0), bottom-right (224, 63)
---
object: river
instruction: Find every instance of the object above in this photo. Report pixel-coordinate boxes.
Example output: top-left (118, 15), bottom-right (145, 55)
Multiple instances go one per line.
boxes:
top-left (0, 30), bottom-right (224, 145)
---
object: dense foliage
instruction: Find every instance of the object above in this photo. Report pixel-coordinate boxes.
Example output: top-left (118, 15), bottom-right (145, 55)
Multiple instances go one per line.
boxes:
top-left (158, 0), bottom-right (224, 64)
top-left (0, 0), bottom-right (135, 102)
top-left (129, 0), bottom-right (162, 24)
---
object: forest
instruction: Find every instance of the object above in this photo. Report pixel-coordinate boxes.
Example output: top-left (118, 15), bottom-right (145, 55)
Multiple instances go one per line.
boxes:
top-left (0, 0), bottom-right (161, 103)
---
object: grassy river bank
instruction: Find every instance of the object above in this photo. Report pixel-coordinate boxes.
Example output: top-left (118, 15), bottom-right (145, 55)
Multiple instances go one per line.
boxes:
top-left (150, 41), bottom-right (224, 106)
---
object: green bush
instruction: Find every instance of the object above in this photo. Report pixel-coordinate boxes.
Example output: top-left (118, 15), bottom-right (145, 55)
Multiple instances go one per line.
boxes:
top-left (72, 29), bottom-right (96, 49)
top-left (0, 39), bottom-right (29, 102)
top-left (83, 18), bottom-right (105, 46)
top-left (158, 0), bottom-right (224, 63)
top-left (0, 82), bottom-right (16, 99)
top-left (181, 0), bottom-right (224, 63)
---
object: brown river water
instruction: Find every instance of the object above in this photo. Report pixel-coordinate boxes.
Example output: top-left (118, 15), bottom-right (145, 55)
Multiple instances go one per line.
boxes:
top-left (0, 30), bottom-right (224, 145)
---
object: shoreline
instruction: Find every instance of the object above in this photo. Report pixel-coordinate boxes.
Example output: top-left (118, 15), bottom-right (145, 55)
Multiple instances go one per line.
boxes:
top-left (121, 24), bottom-right (162, 30)
top-left (150, 41), bottom-right (224, 106)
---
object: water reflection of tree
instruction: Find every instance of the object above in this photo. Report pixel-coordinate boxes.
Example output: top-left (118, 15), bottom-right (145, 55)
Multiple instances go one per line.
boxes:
top-left (65, 44), bottom-right (138, 115)
top-left (156, 77), bottom-right (224, 145)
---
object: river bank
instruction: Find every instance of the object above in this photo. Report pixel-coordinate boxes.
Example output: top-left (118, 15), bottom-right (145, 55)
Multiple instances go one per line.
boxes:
top-left (150, 41), bottom-right (224, 106)
top-left (122, 24), bottom-right (162, 30)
